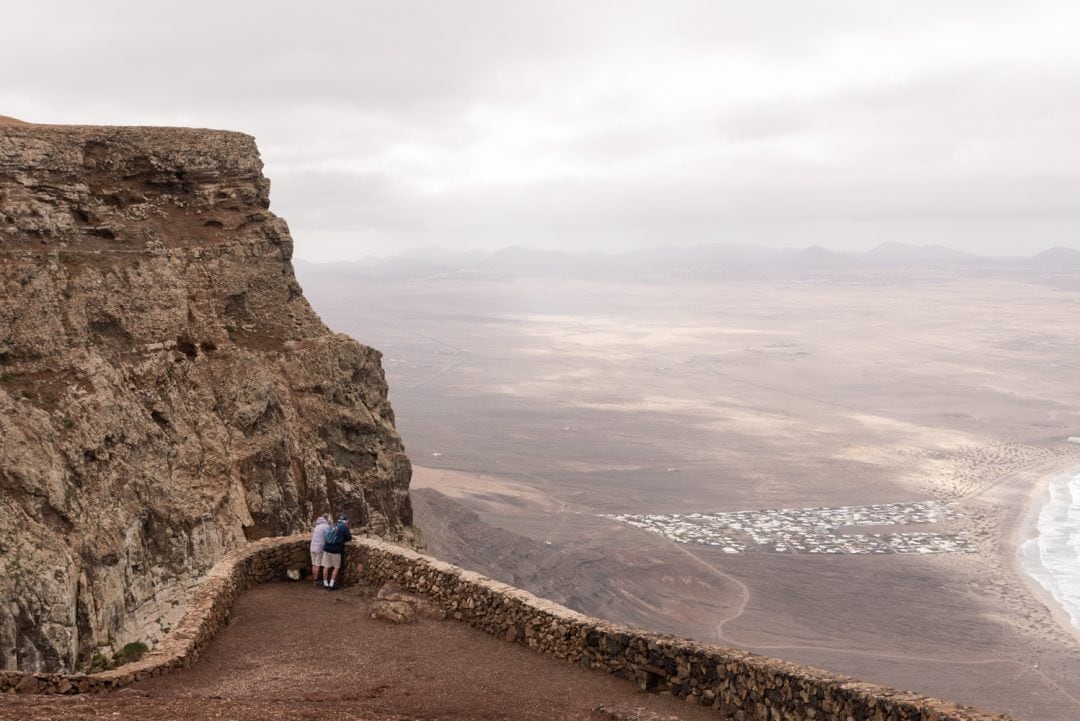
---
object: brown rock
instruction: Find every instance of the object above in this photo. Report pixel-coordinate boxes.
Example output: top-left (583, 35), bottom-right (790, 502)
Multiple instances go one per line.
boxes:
top-left (370, 599), bottom-right (416, 625)
top-left (0, 124), bottom-right (413, 673)
top-left (14, 674), bottom-right (40, 694)
top-left (374, 582), bottom-right (446, 620)
top-left (595, 704), bottom-right (684, 721)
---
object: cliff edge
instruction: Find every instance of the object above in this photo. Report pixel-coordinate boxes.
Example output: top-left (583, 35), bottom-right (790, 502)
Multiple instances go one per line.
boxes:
top-left (0, 124), bottom-right (412, 672)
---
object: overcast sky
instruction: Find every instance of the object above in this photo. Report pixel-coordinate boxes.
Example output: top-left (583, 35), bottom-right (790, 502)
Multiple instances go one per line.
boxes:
top-left (4, 1), bottom-right (1079, 261)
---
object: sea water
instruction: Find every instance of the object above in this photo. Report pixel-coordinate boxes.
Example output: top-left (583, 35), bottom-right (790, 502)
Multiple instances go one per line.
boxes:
top-left (1020, 470), bottom-right (1080, 630)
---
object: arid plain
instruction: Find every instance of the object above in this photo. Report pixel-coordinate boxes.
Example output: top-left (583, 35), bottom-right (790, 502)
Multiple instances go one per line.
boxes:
top-left (299, 265), bottom-right (1080, 721)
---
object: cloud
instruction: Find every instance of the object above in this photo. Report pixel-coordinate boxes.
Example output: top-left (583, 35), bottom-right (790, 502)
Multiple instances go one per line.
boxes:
top-left (4, 1), bottom-right (1080, 258)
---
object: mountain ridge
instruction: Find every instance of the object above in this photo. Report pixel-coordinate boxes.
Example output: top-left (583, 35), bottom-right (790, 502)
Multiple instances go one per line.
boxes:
top-left (297, 241), bottom-right (1071, 280)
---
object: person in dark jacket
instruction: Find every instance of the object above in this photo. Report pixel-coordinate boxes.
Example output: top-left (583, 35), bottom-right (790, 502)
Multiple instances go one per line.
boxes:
top-left (321, 514), bottom-right (352, 590)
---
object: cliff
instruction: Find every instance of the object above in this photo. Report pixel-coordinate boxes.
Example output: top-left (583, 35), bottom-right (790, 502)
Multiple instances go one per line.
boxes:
top-left (0, 123), bottom-right (413, 672)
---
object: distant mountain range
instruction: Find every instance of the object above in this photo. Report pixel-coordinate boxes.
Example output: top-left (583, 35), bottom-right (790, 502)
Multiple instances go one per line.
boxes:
top-left (1029, 246), bottom-right (1080, 268)
top-left (295, 243), bottom-right (1080, 281)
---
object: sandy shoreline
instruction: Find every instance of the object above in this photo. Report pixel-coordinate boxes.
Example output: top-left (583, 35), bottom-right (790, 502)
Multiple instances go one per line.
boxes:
top-left (1011, 462), bottom-right (1080, 646)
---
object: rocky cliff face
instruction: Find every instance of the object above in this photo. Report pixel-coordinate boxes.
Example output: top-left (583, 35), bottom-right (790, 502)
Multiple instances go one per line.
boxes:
top-left (0, 123), bottom-right (413, 672)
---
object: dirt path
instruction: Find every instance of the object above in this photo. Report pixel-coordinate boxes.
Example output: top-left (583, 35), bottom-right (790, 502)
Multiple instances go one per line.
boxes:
top-left (1, 581), bottom-right (726, 721)
top-left (663, 541), bottom-right (750, 644)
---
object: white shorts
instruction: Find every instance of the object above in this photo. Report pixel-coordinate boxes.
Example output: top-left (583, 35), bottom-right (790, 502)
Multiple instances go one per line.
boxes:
top-left (323, 552), bottom-right (342, 569)
top-left (310, 551), bottom-right (324, 566)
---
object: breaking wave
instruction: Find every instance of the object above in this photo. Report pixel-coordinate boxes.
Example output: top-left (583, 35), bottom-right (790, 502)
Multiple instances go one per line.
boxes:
top-left (1020, 469), bottom-right (1080, 630)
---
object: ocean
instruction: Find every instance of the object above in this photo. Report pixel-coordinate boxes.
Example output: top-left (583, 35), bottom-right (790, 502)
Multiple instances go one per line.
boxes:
top-left (1020, 469), bottom-right (1080, 630)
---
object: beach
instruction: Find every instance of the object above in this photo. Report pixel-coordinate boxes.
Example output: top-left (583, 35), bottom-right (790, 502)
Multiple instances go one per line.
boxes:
top-left (1017, 465), bottom-right (1080, 646)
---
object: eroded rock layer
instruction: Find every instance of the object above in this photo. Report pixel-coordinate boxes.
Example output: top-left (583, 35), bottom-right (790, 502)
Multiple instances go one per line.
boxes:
top-left (0, 124), bottom-right (412, 672)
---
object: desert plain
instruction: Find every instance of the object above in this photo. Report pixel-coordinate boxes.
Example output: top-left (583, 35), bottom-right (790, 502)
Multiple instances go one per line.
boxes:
top-left (299, 264), bottom-right (1080, 721)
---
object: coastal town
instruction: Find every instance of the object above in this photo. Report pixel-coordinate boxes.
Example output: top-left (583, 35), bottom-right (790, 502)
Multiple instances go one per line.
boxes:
top-left (603, 500), bottom-right (976, 555)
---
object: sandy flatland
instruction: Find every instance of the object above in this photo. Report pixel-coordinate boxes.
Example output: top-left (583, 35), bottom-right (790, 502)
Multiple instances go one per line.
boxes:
top-left (302, 272), bottom-right (1080, 721)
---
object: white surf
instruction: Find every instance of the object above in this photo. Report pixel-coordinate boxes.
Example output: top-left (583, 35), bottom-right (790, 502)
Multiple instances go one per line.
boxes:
top-left (1021, 470), bottom-right (1080, 630)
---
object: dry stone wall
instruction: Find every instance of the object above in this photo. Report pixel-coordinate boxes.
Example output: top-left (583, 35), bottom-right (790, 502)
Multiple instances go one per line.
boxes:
top-left (2, 534), bottom-right (1018, 721)
top-left (351, 538), bottom-right (1017, 721)
top-left (0, 536), bottom-right (310, 694)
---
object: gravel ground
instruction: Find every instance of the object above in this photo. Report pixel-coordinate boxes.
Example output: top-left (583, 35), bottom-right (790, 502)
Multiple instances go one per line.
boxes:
top-left (0, 581), bottom-right (725, 721)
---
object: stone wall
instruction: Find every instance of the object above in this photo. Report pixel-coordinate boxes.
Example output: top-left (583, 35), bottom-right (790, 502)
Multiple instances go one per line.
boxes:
top-left (0, 536), bottom-right (310, 694)
top-left (1, 534), bottom-right (1019, 721)
top-left (350, 538), bottom-right (1015, 721)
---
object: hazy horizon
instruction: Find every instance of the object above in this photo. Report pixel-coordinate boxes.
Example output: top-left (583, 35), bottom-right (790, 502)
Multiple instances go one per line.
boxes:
top-left (294, 239), bottom-right (1078, 264)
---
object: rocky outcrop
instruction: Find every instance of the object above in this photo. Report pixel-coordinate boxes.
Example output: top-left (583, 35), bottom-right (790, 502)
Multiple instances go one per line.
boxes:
top-left (0, 123), bottom-right (413, 672)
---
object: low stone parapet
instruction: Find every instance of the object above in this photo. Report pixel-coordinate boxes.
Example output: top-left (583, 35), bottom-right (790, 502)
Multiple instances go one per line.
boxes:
top-left (348, 537), bottom-right (1016, 721)
top-left (1, 533), bottom-right (1019, 721)
top-left (1, 535), bottom-right (310, 695)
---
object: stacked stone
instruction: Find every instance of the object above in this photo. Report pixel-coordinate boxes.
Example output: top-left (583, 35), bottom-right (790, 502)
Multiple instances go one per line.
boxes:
top-left (1, 533), bottom-right (1020, 721)
top-left (348, 538), bottom-right (1017, 721)
top-left (0, 535), bottom-right (310, 695)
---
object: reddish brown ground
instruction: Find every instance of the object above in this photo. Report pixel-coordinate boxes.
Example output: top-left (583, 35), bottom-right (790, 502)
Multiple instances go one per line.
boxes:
top-left (0, 581), bottom-right (725, 721)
